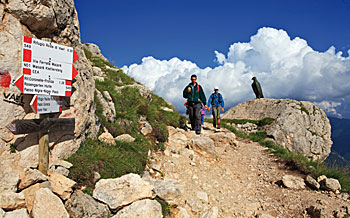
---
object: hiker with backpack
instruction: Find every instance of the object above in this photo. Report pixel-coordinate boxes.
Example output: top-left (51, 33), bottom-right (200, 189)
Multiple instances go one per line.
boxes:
top-left (183, 74), bottom-right (207, 135)
top-left (207, 86), bottom-right (224, 129)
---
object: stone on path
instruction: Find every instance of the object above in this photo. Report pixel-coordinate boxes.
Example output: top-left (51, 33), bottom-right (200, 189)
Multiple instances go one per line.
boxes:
top-left (112, 199), bottom-right (162, 218)
top-left (93, 173), bottom-right (154, 210)
top-left (282, 175), bottom-right (306, 190)
top-left (305, 175), bottom-right (320, 190)
top-left (151, 179), bottom-right (184, 205)
top-left (320, 178), bottom-right (341, 192)
top-left (200, 207), bottom-right (218, 218)
top-left (190, 136), bottom-right (216, 156)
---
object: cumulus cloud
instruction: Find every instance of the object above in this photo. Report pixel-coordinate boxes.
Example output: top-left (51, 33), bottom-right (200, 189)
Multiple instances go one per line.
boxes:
top-left (122, 27), bottom-right (350, 118)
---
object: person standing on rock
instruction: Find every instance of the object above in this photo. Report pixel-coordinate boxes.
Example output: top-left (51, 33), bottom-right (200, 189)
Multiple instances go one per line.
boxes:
top-left (207, 86), bottom-right (224, 129)
top-left (183, 74), bottom-right (207, 135)
top-left (251, 77), bottom-right (264, 99)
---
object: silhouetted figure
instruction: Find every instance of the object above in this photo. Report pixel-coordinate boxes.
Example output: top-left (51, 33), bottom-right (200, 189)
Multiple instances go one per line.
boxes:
top-left (251, 77), bottom-right (264, 98)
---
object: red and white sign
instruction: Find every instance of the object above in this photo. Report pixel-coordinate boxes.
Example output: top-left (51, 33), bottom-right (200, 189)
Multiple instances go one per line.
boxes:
top-left (22, 36), bottom-right (79, 80)
top-left (30, 95), bottom-right (63, 114)
top-left (14, 75), bottom-right (72, 97)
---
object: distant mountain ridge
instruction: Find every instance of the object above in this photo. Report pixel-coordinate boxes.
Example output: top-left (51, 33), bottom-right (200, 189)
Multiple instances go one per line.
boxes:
top-left (325, 117), bottom-right (350, 167)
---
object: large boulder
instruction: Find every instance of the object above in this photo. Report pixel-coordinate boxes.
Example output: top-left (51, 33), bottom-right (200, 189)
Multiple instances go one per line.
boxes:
top-left (48, 171), bottom-right (76, 200)
top-left (65, 190), bottom-right (109, 218)
top-left (223, 98), bottom-right (332, 161)
top-left (0, 0), bottom-right (98, 161)
top-left (93, 173), bottom-right (154, 210)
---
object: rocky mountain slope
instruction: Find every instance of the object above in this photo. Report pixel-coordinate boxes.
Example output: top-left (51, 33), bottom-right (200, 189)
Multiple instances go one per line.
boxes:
top-left (222, 98), bottom-right (332, 161)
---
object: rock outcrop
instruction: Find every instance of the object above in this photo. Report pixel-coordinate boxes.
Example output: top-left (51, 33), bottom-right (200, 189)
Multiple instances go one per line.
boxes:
top-left (223, 98), bottom-right (332, 161)
top-left (0, 0), bottom-right (98, 161)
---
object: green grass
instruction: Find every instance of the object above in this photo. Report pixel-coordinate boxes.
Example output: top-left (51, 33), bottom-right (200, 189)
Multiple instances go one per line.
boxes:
top-left (300, 103), bottom-right (310, 115)
top-left (69, 49), bottom-right (185, 194)
top-left (83, 47), bottom-right (92, 60)
top-left (219, 118), bottom-right (350, 193)
top-left (67, 137), bottom-right (152, 194)
top-left (155, 197), bottom-right (172, 217)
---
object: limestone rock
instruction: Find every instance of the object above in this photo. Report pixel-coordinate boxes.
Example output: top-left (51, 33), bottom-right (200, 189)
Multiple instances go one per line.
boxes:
top-left (93, 173), bottom-right (154, 210)
top-left (112, 199), bottom-right (162, 218)
top-left (32, 188), bottom-right (69, 218)
top-left (3, 208), bottom-right (29, 218)
top-left (161, 106), bottom-right (173, 112)
top-left (196, 191), bottom-right (209, 203)
top-left (19, 145), bottom-right (39, 169)
top-left (223, 98), bottom-right (332, 161)
top-left (152, 179), bottom-right (184, 205)
top-left (94, 76), bottom-right (105, 82)
top-left (98, 131), bottom-right (116, 145)
top-left (305, 175), bottom-right (320, 190)
top-left (21, 183), bottom-right (42, 213)
top-left (200, 207), bottom-right (218, 218)
top-left (19, 168), bottom-right (47, 190)
top-left (317, 175), bottom-right (327, 183)
top-left (115, 83), bottom-right (153, 101)
top-left (282, 175), bottom-right (306, 190)
top-left (320, 178), bottom-right (341, 192)
top-left (0, 208), bottom-right (4, 218)
top-left (48, 171), bottom-right (76, 200)
top-left (0, 156), bottom-right (21, 192)
top-left (115, 134), bottom-right (135, 143)
top-left (140, 119), bottom-right (153, 136)
top-left (190, 136), bottom-right (216, 156)
top-left (83, 43), bottom-right (109, 62)
top-left (65, 190), bottom-right (109, 218)
top-left (49, 160), bottom-right (73, 177)
top-left (92, 66), bottom-right (105, 77)
top-left (95, 89), bottom-right (116, 122)
top-left (174, 207), bottom-right (190, 218)
top-left (0, 192), bottom-right (26, 210)
top-left (208, 132), bottom-right (237, 148)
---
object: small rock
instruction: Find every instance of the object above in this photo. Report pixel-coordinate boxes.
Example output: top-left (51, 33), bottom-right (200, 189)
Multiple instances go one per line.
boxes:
top-left (305, 175), bottom-right (320, 190)
top-left (317, 175), bottom-right (327, 183)
top-left (174, 207), bottom-right (190, 218)
top-left (115, 134), bottom-right (135, 143)
top-left (98, 131), bottom-right (116, 145)
top-left (0, 208), bottom-right (4, 217)
top-left (161, 106), bottom-right (173, 112)
top-left (112, 199), bottom-right (162, 218)
top-left (190, 137), bottom-right (216, 156)
top-left (200, 207), bottom-right (218, 218)
top-left (19, 168), bottom-right (47, 190)
top-left (196, 191), bottom-right (209, 203)
top-left (48, 171), bottom-right (76, 200)
top-left (152, 179), bottom-right (184, 205)
top-left (93, 171), bottom-right (101, 183)
top-left (0, 191), bottom-right (26, 210)
top-left (320, 178), bottom-right (341, 192)
top-left (3, 208), bottom-right (29, 218)
top-left (140, 120), bottom-right (153, 135)
top-left (282, 175), bottom-right (306, 189)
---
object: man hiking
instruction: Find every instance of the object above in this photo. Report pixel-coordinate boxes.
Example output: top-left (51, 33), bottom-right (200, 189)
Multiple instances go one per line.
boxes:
top-left (183, 74), bottom-right (207, 135)
top-left (207, 86), bottom-right (224, 129)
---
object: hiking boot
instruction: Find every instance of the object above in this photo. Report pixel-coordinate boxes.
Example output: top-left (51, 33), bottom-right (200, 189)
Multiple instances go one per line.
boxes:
top-left (195, 130), bottom-right (201, 135)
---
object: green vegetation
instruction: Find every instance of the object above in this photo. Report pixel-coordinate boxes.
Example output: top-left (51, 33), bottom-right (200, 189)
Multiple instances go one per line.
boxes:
top-left (300, 103), bottom-right (310, 115)
top-left (68, 49), bottom-right (185, 194)
top-left (219, 118), bottom-right (350, 193)
top-left (83, 47), bottom-right (92, 60)
top-left (155, 197), bottom-right (172, 217)
top-left (9, 144), bottom-right (16, 153)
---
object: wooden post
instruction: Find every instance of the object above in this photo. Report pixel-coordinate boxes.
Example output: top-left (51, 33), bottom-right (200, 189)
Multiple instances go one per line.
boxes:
top-left (38, 114), bottom-right (49, 175)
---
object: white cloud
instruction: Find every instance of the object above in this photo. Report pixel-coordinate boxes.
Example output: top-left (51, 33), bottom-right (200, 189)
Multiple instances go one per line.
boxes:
top-left (122, 27), bottom-right (350, 118)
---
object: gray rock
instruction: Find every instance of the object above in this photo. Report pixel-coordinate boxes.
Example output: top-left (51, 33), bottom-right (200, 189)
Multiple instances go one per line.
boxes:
top-left (223, 98), bottom-right (332, 161)
top-left (196, 191), bottom-right (209, 203)
top-left (96, 90), bottom-right (116, 122)
top-left (176, 207), bottom-right (190, 218)
top-left (112, 199), bottom-right (162, 218)
top-left (65, 190), bottom-right (109, 218)
top-left (3, 208), bottom-right (29, 218)
top-left (140, 119), bottom-right (153, 136)
top-left (83, 43), bottom-right (109, 62)
top-left (32, 188), bottom-right (69, 218)
top-left (93, 173), bottom-right (154, 210)
top-left (0, 208), bottom-right (4, 218)
top-left (0, 157), bottom-right (21, 192)
top-left (98, 131), bottom-right (116, 145)
top-left (282, 175), bottom-right (306, 190)
top-left (48, 171), bottom-right (76, 200)
top-left (152, 179), bottom-right (184, 205)
top-left (305, 175), bottom-right (320, 190)
top-left (115, 83), bottom-right (153, 101)
top-left (0, 191), bottom-right (26, 210)
top-left (18, 168), bottom-right (47, 190)
top-left (190, 136), bottom-right (216, 156)
top-left (320, 178), bottom-right (341, 192)
top-left (115, 134), bottom-right (135, 143)
top-left (49, 160), bottom-right (73, 177)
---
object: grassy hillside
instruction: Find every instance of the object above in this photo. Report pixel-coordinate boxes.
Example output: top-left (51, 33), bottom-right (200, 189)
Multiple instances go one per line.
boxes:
top-left (67, 49), bottom-right (185, 194)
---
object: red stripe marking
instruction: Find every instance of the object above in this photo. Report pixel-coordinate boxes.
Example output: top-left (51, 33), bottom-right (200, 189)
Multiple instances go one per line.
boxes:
top-left (0, 70), bottom-right (11, 88)
top-left (24, 36), bottom-right (32, 44)
top-left (73, 49), bottom-right (79, 63)
top-left (72, 65), bottom-right (78, 80)
top-left (65, 91), bottom-right (71, 97)
top-left (23, 68), bottom-right (31, 75)
top-left (59, 96), bottom-right (63, 101)
top-left (59, 106), bottom-right (62, 112)
top-left (23, 49), bottom-right (32, 62)
top-left (14, 75), bottom-right (24, 93)
top-left (32, 96), bottom-right (38, 113)
top-left (65, 80), bottom-right (72, 85)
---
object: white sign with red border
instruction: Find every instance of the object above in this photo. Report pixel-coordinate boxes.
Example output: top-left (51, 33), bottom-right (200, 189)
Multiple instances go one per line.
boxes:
top-left (30, 95), bottom-right (63, 114)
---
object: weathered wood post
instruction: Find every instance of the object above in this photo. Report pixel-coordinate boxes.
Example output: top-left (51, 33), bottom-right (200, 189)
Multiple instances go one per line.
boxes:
top-left (38, 114), bottom-right (49, 175)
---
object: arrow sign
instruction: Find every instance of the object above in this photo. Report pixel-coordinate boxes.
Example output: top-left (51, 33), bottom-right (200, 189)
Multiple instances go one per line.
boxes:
top-left (22, 36), bottom-right (79, 80)
top-left (14, 75), bottom-right (72, 97)
top-left (30, 95), bottom-right (63, 114)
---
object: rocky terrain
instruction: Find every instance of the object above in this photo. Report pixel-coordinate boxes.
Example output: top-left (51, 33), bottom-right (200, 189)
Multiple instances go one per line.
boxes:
top-left (223, 98), bottom-right (332, 161)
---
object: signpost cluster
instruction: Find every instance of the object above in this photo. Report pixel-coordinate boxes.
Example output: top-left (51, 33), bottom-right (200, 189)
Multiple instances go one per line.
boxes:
top-left (12, 36), bottom-right (79, 174)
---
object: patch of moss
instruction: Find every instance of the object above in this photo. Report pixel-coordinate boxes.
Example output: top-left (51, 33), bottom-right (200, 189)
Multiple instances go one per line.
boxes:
top-left (300, 103), bottom-right (310, 115)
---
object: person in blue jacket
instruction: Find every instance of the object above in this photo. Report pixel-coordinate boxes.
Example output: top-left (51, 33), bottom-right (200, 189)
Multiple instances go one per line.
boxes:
top-left (207, 86), bottom-right (224, 129)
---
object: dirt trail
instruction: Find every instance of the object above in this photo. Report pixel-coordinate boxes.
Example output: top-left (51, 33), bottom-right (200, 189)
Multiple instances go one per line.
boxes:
top-left (149, 123), bottom-right (350, 218)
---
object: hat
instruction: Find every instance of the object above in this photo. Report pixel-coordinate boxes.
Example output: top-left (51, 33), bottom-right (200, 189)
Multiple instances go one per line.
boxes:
top-left (214, 86), bottom-right (219, 90)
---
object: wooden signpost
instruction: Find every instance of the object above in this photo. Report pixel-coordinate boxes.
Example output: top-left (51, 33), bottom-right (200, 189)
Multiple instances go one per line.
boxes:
top-left (11, 36), bottom-right (79, 175)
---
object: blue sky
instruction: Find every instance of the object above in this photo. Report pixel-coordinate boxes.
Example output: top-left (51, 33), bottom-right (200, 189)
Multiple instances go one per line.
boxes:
top-left (75, 0), bottom-right (350, 118)
top-left (76, 0), bottom-right (350, 68)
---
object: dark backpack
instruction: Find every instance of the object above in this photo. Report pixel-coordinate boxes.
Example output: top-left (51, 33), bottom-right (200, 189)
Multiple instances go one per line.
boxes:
top-left (211, 93), bottom-right (222, 105)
